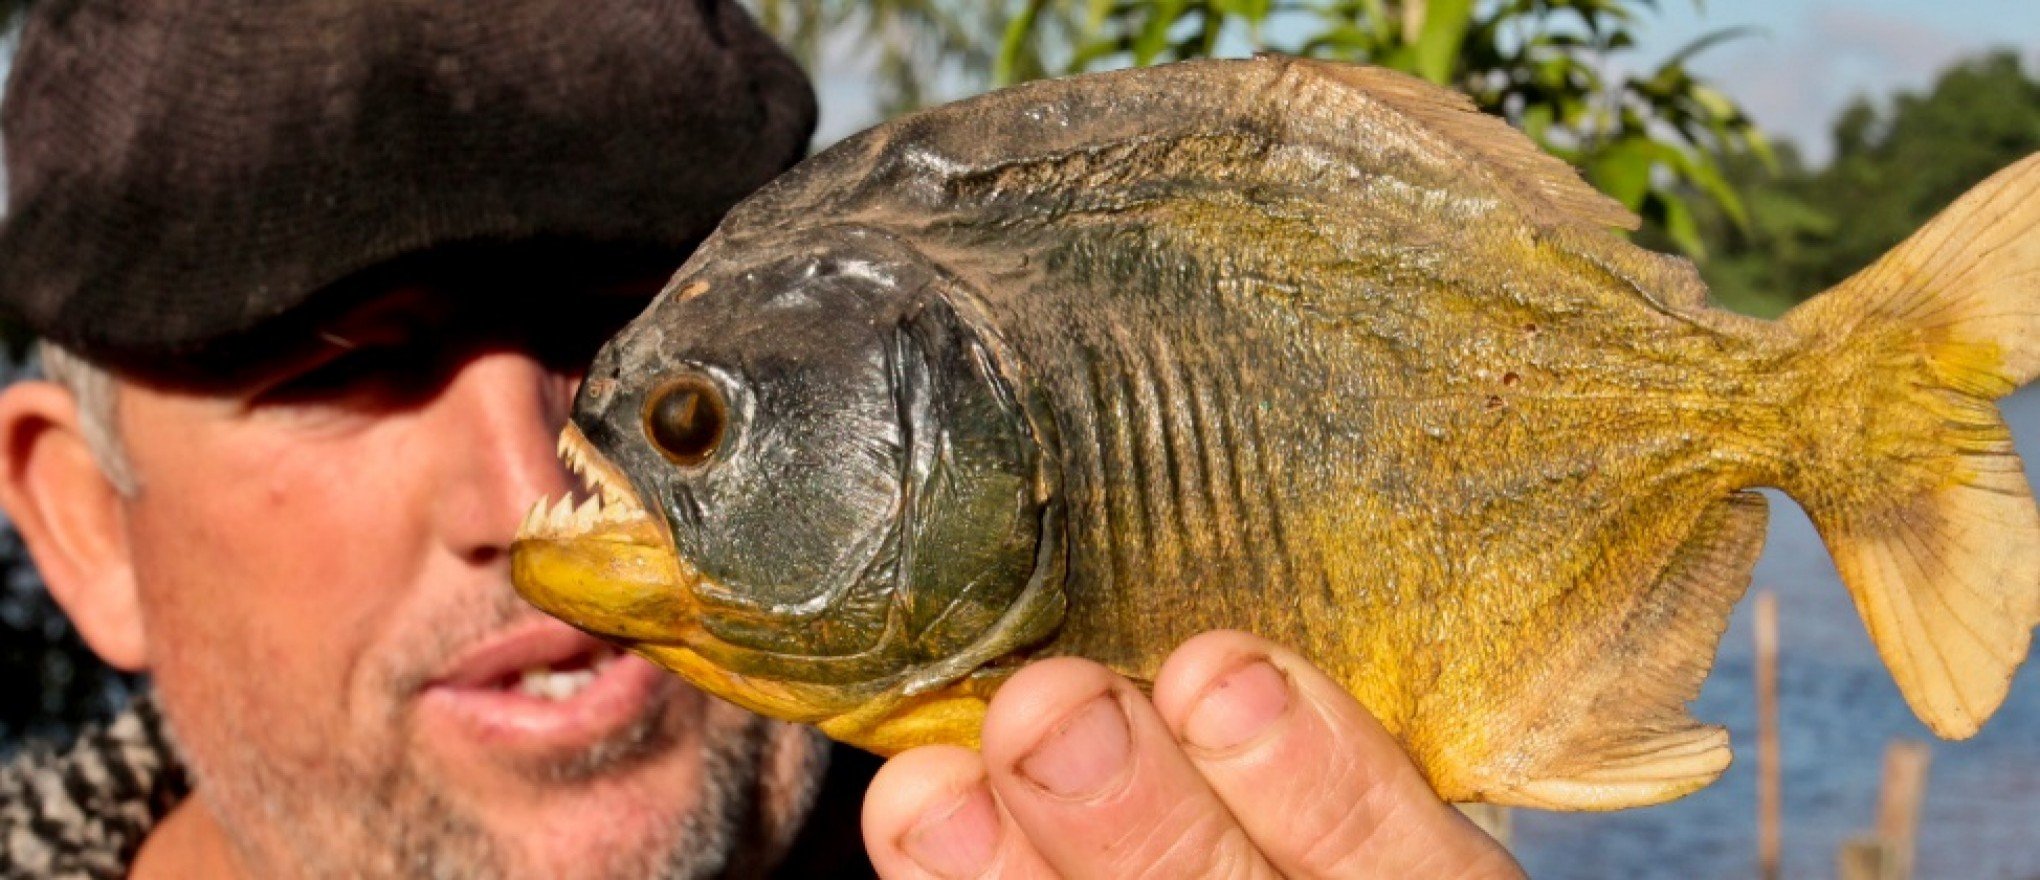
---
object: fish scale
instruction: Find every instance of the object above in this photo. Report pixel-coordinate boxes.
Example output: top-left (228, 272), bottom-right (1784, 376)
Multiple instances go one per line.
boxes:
top-left (513, 57), bottom-right (2040, 809)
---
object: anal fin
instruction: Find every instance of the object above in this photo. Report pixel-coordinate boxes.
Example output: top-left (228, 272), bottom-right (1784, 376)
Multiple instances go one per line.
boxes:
top-left (1506, 726), bottom-right (1730, 810)
top-left (1452, 491), bottom-right (1765, 810)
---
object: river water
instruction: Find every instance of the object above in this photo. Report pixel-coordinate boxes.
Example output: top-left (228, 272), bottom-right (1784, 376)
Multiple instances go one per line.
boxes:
top-left (1512, 387), bottom-right (2040, 879)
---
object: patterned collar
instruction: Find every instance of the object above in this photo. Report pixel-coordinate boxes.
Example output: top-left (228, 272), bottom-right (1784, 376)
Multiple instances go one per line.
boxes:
top-left (0, 694), bottom-right (190, 879)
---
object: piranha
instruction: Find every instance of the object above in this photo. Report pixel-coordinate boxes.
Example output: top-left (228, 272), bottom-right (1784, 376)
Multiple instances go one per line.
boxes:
top-left (511, 57), bottom-right (2040, 809)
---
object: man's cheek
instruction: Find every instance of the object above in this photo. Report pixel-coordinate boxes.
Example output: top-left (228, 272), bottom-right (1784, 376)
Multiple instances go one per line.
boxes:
top-left (133, 541), bottom-right (354, 730)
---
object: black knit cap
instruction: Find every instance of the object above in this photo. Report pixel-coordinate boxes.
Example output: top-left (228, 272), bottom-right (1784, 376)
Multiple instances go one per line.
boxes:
top-left (0, 0), bottom-right (816, 373)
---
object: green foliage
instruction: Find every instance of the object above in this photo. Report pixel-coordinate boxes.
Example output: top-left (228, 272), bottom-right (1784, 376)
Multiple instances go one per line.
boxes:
top-left (1002, 0), bottom-right (1769, 258)
top-left (747, 0), bottom-right (1011, 118)
top-left (1689, 52), bottom-right (2040, 317)
top-left (746, 0), bottom-right (1770, 258)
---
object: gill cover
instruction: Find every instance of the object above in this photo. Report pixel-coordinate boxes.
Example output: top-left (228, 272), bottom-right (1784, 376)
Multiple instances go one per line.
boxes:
top-left (572, 239), bottom-right (1064, 703)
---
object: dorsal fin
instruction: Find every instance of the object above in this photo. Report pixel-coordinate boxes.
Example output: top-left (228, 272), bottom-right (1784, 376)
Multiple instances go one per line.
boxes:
top-left (1289, 59), bottom-right (1640, 232)
top-left (736, 57), bottom-right (1640, 245)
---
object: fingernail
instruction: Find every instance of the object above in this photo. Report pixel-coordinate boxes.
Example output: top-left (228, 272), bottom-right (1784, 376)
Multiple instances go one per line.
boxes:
top-left (902, 781), bottom-right (1000, 879)
top-left (1183, 659), bottom-right (1290, 751)
top-left (1017, 693), bottom-right (1130, 798)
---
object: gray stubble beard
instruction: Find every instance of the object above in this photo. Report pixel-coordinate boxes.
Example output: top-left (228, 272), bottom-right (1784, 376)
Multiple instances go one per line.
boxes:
top-left (180, 691), bottom-right (808, 880)
top-left (162, 601), bottom-right (827, 880)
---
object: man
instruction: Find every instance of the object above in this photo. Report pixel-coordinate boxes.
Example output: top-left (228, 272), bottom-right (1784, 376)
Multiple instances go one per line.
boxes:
top-left (0, 0), bottom-right (1522, 877)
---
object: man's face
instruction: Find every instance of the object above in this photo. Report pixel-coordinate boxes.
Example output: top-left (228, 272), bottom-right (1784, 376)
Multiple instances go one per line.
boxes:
top-left (112, 282), bottom-right (823, 878)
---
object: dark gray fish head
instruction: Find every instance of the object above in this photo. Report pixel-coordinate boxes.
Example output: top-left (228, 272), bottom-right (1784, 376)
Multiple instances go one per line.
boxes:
top-left (522, 226), bottom-right (1063, 720)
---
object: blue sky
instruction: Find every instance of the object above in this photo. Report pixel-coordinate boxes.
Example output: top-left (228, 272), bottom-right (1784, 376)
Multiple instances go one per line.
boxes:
top-left (811, 1), bottom-right (2040, 165)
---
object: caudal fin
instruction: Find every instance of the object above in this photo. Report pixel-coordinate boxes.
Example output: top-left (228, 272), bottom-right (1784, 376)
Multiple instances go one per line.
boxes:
top-left (1782, 152), bottom-right (2040, 739)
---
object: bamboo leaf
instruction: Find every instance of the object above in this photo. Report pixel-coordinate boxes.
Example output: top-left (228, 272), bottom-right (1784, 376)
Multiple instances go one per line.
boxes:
top-left (1589, 139), bottom-right (1656, 208)
top-left (1658, 24), bottom-right (1759, 71)
top-left (1133, 0), bottom-right (1188, 65)
top-left (1414, 0), bottom-right (1475, 83)
top-left (1660, 195), bottom-right (1705, 259)
top-left (997, 0), bottom-right (1051, 85)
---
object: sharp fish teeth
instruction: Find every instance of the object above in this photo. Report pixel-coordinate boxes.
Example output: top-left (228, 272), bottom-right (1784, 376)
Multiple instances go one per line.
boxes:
top-left (520, 496), bottom-right (547, 534)
top-left (544, 425), bottom-right (651, 530)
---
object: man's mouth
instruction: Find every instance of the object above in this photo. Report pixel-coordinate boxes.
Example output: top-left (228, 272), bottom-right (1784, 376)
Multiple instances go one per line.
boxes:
top-left (432, 623), bottom-right (624, 700)
top-left (513, 645), bottom-right (619, 701)
top-left (416, 616), bottom-right (687, 755)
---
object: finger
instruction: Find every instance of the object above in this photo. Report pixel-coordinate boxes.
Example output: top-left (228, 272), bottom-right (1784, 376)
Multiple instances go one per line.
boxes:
top-left (861, 744), bottom-right (1058, 880)
top-left (979, 656), bottom-right (1280, 880)
top-left (1151, 630), bottom-right (1525, 879)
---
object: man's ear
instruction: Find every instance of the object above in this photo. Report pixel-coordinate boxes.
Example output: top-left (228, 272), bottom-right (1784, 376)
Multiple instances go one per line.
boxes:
top-left (0, 379), bottom-right (146, 670)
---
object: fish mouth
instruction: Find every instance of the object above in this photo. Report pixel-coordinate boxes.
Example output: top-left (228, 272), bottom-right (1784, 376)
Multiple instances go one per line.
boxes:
top-left (511, 424), bottom-right (882, 727)
top-left (518, 423), bottom-right (664, 544)
top-left (511, 424), bottom-right (705, 646)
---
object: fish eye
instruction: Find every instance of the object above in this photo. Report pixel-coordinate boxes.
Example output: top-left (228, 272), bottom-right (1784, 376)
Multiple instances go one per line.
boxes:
top-left (643, 375), bottom-right (727, 467)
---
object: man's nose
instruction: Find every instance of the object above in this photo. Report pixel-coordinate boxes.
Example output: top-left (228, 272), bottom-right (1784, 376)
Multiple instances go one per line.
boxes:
top-left (428, 350), bottom-right (578, 562)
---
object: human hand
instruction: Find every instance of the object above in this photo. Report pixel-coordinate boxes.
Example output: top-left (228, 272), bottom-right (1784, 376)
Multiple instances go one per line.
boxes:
top-left (861, 630), bottom-right (1525, 878)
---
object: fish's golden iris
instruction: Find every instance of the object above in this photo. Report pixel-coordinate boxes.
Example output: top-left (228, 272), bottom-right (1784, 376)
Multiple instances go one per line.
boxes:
top-left (643, 375), bottom-right (725, 466)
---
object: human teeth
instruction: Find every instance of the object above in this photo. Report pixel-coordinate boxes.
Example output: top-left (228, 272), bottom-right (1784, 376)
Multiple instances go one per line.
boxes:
top-left (519, 667), bottom-right (599, 701)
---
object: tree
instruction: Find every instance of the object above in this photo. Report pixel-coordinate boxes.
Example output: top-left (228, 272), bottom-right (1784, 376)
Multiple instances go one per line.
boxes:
top-left (1692, 51), bottom-right (2040, 316)
top-left (745, 0), bottom-right (1770, 258)
top-left (749, 0), bottom-right (1009, 117)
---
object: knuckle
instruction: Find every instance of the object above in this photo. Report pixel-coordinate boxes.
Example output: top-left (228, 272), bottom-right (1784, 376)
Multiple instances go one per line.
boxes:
top-left (1127, 821), bottom-right (1265, 880)
top-left (1291, 785), bottom-right (1383, 875)
top-left (1285, 739), bottom-right (1398, 876)
top-left (1077, 794), bottom-right (1248, 880)
top-left (1287, 761), bottom-right (1518, 880)
top-left (1203, 826), bottom-right (1275, 880)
